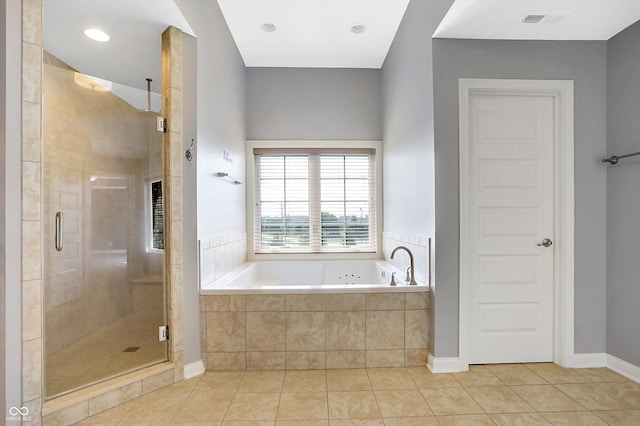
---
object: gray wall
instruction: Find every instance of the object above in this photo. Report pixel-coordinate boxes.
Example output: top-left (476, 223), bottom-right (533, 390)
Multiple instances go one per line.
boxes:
top-left (181, 33), bottom-right (200, 366)
top-left (381, 0), bottom-right (453, 238)
top-left (432, 39), bottom-right (608, 357)
top-left (174, 0), bottom-right (247, 367)
top-left (247, 68), bottom-right (382, 140)
top-left (381, 0), bottom-right (454, 361)
top-left (606, 21), bottom-right (640, 367)
top-left (2, 0), bottom-right (23, 411)
top-left (175, 0), bottom-right (247, 239)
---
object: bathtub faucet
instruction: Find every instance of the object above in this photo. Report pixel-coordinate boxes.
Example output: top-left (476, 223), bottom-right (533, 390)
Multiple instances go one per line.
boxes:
top-left (390, 246), bottom-right (417, 285)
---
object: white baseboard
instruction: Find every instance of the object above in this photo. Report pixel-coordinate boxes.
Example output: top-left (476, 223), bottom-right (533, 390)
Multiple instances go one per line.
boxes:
top-left (184, 360), bottom-right (205, 379)
top-left (427, 354), bottom-right (465, 373)
top-left (607, 354), bottom-right (640, 383)
top-left (569, 353), bottom-right (607, 368)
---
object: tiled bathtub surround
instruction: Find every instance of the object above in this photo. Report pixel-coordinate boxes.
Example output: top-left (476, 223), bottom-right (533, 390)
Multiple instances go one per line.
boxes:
top-left (201, 292), bottom-right (430, 370)
top-left (383, 232), bottom-right (431, 286)
top-left (199, 233), bottom-right (247, 286)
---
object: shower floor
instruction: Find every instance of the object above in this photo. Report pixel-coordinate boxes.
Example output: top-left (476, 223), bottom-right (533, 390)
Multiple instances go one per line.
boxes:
top-left (45, 311), bottom-right (168, 399)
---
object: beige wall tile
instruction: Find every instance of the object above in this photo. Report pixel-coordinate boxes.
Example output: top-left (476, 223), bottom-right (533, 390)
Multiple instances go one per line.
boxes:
top-left (22, 397), bottom-right (42, 426)
top-left (23, 338), bottom-right (42, 401)
top-left (173, 350), bottom-right (184, 382)
top-left (206, 352), bottom-right (246, 370)
top-left (247, 351), bottom-right (286, 370)
top-left (405, 349), bottom-right (428, 367)
top-left (366, 293), bottom-right (404, 310)
top-left (22, 279), bottom-right (42, 341)
top-left (88, 381), bottom-right (142, 416)
top-left (43, 401), bottom-right (88, 426)
top-left (142, 369), bottom-right (174, 395)
top-left (326, 351), bottom-right (366, 369)
top-left (22, 100), bottom-right (41, 162)
top-left (247, 312), bottom-right (285, 351)
top-left (22, 0), bottom-right (43, 45)
top-left (22, 220), bottom-right (42, 281)
top-left (405, 292), bottom-right (430, 310)
top-left (205, 295), bottom-right (246, 312)
top-left (326, 311), bottom-right (365, 351)
top-left (326, 294), bottom-right (365, 311)
top-left (286, 312), bottom-right (325, 351)
top-left (405, 309), bottom-right (429, 349)
top-left (206, 312), bottom-right (246, 352)
top-left (365, 350), bottom-right (404, 368)
top-left (286, 294), bottom-right (326, 311)
top-left (246, 294), bottom-right (285, 311)
top-left (365, 310), bottom-right (404, 350)
top-left (286, 352), bottom-right (326, 370)
top-left (22, 41), bottom-right (42, 103)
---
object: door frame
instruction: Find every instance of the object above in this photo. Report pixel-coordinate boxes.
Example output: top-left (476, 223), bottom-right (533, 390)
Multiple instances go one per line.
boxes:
top-left (458, 78), bottom-right (575, 371)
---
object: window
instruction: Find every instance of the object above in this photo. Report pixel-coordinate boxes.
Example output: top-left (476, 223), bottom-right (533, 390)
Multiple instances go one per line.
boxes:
top-left (251, 143), bottom-right (379, 254)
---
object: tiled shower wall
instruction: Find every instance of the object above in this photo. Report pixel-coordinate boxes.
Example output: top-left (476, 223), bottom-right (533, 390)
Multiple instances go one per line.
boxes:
top-left (199, 233), bottom-right (247, 286)
top-left (201, 292), bottom-right (430, 371)
top-left (383, 232), bottom-right (431, 286)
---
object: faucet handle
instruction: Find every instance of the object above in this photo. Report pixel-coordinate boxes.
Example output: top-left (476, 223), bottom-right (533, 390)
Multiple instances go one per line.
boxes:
top-left (390, 272), bottom-right (397, 286)
top-left (405, 266), bottom-right (411, 282)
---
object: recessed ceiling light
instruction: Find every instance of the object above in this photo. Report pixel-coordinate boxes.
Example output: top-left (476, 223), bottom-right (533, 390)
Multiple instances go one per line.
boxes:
top-left (351, 24), bottom-right (366, 34)
top-left (261, 23), bottom-right (277, 33)
top-left (84, 28), bottom-right (110, 42)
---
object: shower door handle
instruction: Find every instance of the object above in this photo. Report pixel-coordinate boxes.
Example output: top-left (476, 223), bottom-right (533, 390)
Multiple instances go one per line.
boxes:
top-left (55, 211), bottom-right (64, 252)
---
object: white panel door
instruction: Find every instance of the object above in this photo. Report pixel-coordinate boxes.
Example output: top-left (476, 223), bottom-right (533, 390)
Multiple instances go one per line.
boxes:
top-left (466, 93), bottom-right (555, 364)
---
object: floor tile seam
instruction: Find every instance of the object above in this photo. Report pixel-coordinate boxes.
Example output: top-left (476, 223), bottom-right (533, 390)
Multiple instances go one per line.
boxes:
top-left (221, 371), bottom-right (246, 423)
top-left (366, 377), bottom-right (385, 420)
top-left (549, 382), bottom-right (600, 411)
top-left (466, 383), bottom-right (537, 415)
top-left (504, 383), bottom-right (588, 414)
top-left (456, 385), bottom-right (492, 417)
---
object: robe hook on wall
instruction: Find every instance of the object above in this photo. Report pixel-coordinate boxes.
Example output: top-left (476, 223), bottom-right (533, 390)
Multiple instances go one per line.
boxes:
top-left (185, 139), bottom-right (194, 162)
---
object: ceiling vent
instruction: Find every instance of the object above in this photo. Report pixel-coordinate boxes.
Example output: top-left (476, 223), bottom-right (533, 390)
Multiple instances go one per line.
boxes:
top-left (522, 14), bottom-right (566, 24)
top-left (522, 14), bottom-right (546, 24)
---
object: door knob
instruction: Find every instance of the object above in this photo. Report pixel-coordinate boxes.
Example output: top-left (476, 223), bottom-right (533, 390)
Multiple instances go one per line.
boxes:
top-left (537, 238), bottom-right (553, 247)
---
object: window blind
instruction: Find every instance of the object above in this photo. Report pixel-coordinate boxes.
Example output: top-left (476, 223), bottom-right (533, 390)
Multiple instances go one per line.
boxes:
top-left (254, 150), bottom-right (376, 253)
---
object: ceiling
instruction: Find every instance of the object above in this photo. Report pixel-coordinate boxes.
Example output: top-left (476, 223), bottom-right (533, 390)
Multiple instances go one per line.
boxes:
top-left (43, 0), bottom-right (194, 96)
top-left (434, 0), bottom-right (640, 40)
top-left (217, 0), bottom-right (410, 68)
top-left (43, 0), bottom-right (640, 97)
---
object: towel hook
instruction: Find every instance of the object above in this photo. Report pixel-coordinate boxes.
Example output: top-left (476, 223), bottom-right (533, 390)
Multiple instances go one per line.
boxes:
top-left (185, 139), bottom-right (194, 162)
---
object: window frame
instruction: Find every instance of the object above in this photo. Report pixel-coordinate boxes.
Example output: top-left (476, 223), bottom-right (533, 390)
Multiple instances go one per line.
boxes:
top-left (247, 140), bottom-right (382, 260)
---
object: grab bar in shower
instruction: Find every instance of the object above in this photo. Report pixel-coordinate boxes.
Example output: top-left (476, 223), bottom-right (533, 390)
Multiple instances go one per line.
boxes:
top-left (55, 211), bottom-right (63, 252)
top-left (602, 151), bottom-right (640, 165)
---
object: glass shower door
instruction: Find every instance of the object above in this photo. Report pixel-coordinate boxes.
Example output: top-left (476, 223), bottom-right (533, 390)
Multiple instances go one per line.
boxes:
top-left (42, 52), bottom-right (168, 399)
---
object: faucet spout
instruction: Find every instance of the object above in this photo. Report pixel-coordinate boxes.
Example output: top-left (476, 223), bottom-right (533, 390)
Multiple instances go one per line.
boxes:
top-left (390, 245), bottom-right (417, 285)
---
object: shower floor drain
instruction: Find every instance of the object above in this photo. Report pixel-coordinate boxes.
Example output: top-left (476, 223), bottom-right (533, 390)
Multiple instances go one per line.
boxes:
top-left (122, 346), bottom-right (141, 353)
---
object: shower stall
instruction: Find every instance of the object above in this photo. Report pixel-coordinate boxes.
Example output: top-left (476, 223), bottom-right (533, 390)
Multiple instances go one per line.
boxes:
top-left (42, 51), bottom-right (168, 399)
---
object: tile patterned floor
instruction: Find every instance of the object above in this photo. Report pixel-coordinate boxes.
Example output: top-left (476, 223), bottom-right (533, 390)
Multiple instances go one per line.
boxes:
top-left (46, 312), bottom-right (167, 398)
top-left (79, 363), bottom-right (640, 425)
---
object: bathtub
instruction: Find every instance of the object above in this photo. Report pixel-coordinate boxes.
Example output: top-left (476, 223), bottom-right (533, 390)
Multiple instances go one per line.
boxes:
top-left (200, 259), bottom-right (428, 294)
